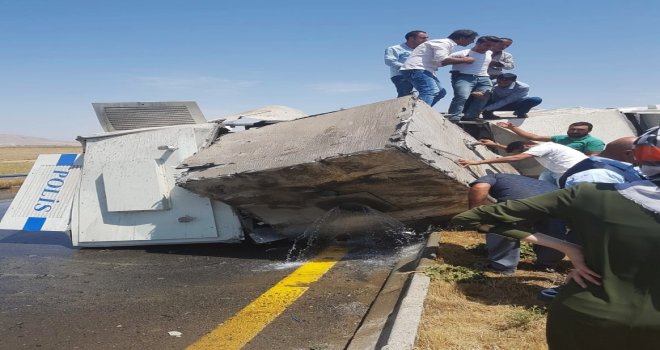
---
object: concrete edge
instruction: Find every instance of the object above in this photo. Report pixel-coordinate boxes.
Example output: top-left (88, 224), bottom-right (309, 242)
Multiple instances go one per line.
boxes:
top-left (347, 231), bottom-right (441, 350)
top-left (379, 231), bottom-right (441, 350)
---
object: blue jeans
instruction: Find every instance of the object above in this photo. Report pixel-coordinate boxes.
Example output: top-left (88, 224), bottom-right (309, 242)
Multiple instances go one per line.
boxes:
top-left (488, 218), bottom-right (569, 271)
top-left (400, 69), bottom-right (446, 106)
top-left (487, 233), bottom-right (520, 271)
top-left (390, 75), bottom-right (414, 97)
top-left (448, 74), bottom-right (492, 119)
top-left (539, 169), bottom-right (560, 186)
top-left (490, 97), bottom-right (542, 115)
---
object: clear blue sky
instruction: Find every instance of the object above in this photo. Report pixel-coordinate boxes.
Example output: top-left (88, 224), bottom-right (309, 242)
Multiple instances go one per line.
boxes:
top-left (2, 0), bottom-right (659, 140)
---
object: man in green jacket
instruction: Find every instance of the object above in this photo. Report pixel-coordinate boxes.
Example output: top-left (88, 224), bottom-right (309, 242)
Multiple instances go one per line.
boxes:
top-left (450, 126), bottom-right (660, 349)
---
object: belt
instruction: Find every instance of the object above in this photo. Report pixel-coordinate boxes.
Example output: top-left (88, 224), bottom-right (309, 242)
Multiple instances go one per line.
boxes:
top-left (452, 72), bottom-right (488, 77)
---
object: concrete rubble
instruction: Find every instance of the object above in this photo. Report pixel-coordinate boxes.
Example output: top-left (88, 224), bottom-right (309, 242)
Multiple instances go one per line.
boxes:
top-left (177, 97), bottom-right (516, 237)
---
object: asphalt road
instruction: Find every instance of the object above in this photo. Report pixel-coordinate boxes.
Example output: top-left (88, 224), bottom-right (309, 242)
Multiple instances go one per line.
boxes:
top-left (0, 199), bottom-right (422, 350)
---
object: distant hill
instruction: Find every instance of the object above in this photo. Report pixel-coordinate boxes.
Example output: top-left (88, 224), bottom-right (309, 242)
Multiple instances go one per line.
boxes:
top-left (0, 134), bottom-right (80, 147)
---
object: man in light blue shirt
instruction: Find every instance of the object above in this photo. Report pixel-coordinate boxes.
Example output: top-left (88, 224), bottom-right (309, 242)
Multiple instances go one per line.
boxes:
top-left (559, 136), bottom-right (645, 188)
top-left (480, 73), bottom-right (542, 119)
top-left (384, 30), bottom-right (428, 97)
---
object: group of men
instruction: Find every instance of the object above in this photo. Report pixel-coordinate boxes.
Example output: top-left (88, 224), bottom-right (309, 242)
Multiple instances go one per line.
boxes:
top-left (385, 28), bottom-right (660, 350)
top-left (456, 122), bottom-right (618, 274)
top-left (452, 126), bottom-right (660, 349)
top-left (384, 29), bottom-right (542, 122)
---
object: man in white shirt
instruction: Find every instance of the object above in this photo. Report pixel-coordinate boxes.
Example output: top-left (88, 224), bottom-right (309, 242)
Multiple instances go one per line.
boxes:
top-left (456, 141), bottom-right (588, 185)
top-left (384, 30), bottom-right (429, 97)
top-left (400, 29), bottom-right (478, 107)
top-left (446, 36), bottom-right (502, 122)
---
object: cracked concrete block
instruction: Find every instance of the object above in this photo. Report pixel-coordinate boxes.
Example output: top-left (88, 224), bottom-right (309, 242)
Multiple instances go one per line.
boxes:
top-left (177, 97), bottom-right (516, 236)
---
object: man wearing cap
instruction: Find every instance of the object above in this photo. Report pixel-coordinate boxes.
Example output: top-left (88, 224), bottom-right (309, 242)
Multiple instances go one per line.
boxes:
top-left (478, 73), bottom-right (541, 119)
top-left (384, 30), bottom-right (429, 97)
top-left (451, 126), bottom-right (660, 349)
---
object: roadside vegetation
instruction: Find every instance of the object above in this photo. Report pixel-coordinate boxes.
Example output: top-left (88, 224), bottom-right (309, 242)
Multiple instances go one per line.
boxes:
top-left (415, 230), bottom-right (568, 350)
top-left (0, 146), bottom-right (82, 189)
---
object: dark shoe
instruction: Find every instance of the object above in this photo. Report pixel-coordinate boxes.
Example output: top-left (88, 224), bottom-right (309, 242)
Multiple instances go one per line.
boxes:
top-left (513, 111), bottom-right (528, 118)
top-left (537, 286), bottom-right (563, 302)
top-left (458, 118), bottom-right (487, 124)
top-left (473, 261), bottom-right (515, 275)
top-left (481, 110), bottom-right (501, 120)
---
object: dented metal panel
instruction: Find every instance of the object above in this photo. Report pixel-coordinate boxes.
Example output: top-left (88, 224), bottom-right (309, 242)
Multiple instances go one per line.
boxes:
top-left (72, 124), bottom-right (243, 246)
top-left (103, 160), bottom-right (170, 212)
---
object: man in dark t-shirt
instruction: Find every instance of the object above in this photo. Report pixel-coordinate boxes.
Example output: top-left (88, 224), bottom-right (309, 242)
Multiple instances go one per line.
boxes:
top-left (468, 173), bottom-right (567, 273)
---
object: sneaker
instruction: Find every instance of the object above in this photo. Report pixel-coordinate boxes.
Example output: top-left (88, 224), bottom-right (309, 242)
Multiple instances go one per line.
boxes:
top-left (473, 261), bottom-right (515, 275)
top-left (481, 110), bottom-right (501, 120)
top-left (512, 111), bottom-right (529, 118)
top-left (537, 286), bottom-right (562, 302)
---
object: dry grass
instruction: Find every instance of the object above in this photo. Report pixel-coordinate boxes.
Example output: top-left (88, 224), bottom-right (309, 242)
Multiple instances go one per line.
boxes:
top-left (0, 161), bottom-right (34, 174)
top-left (0, 146), bottom-right (81, 162)
top-left (415, 231), bottom-right (569, 350)
top-left (0, 146), bottom-right (82, 189)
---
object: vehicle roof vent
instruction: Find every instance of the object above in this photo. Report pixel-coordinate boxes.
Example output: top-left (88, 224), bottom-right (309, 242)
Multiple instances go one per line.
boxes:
top-left (92, 101), bottom-right (207, 132)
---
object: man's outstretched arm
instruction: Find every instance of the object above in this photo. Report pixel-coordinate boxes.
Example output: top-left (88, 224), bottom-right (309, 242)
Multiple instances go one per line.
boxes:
top-left (456, 153), bottom-right (533, 167)
top-left (496, 122), bottom-right (551, 142)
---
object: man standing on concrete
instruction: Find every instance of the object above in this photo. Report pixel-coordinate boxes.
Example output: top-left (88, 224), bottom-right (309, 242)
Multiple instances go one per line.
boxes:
top-left (384, 30), bottom-right (429, 97)
top-left (479, 73), bottom-right (542, 119)
top-left (487, 37), bottom-right (514, 80)
top-left (468, 173), bottom-right (567, 274)
top-left (400, 29), bottom-right (478, 107)
top-left (496, 121), bottom-right (606, 155)
top-left (446, 36), bottom-right (502, 122)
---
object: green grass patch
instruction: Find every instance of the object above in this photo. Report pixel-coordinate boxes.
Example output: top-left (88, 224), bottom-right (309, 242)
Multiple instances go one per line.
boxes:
top-left (499, 306), bottom-right (546, 330)
top-left (424, 264), bottom-right (486, 283)
top-left (466, 241), bottom-right (538, 260)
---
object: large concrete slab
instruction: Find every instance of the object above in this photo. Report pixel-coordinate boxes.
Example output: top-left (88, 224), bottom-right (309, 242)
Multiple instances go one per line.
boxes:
top-left (486, 107), bottom-right (637, 176)
top-left (177, 97), bottom-right (516, 236)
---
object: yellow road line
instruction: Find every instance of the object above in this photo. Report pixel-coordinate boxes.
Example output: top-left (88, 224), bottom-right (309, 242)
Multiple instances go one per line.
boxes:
top-left (187, 246), bottom-right (348, 350)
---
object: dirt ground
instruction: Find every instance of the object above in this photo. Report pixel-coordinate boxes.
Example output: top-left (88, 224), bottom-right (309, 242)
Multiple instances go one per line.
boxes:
top-left (415, 230), bottom-right (570, 350)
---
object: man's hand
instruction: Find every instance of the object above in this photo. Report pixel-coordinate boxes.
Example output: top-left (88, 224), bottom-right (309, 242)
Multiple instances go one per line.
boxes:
top-left (489, 61), bottom-right (504, 68)
top-left (459, 56), bottom-right (475, 64)
top-left (456, 159), bottom-right (478, 167)
top-left (563, 244), bottom-right (602, 288)
top-left (470, 91), bottom-right (490, 99)
top-left (496, 121), bottom-right (515, 129)
top-left (478, 139), bottom-right (499, 147)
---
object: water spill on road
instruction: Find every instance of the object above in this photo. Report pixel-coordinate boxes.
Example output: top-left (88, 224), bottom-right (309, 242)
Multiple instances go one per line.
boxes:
top-left (285, 204), bottom-right (424, 263)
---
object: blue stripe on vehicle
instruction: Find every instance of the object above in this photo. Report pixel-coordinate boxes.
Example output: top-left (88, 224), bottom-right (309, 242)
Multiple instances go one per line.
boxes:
top-left (56, 154), bottom-right (77, 166)
top-left (23, 217), bottom-right (46, 231)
